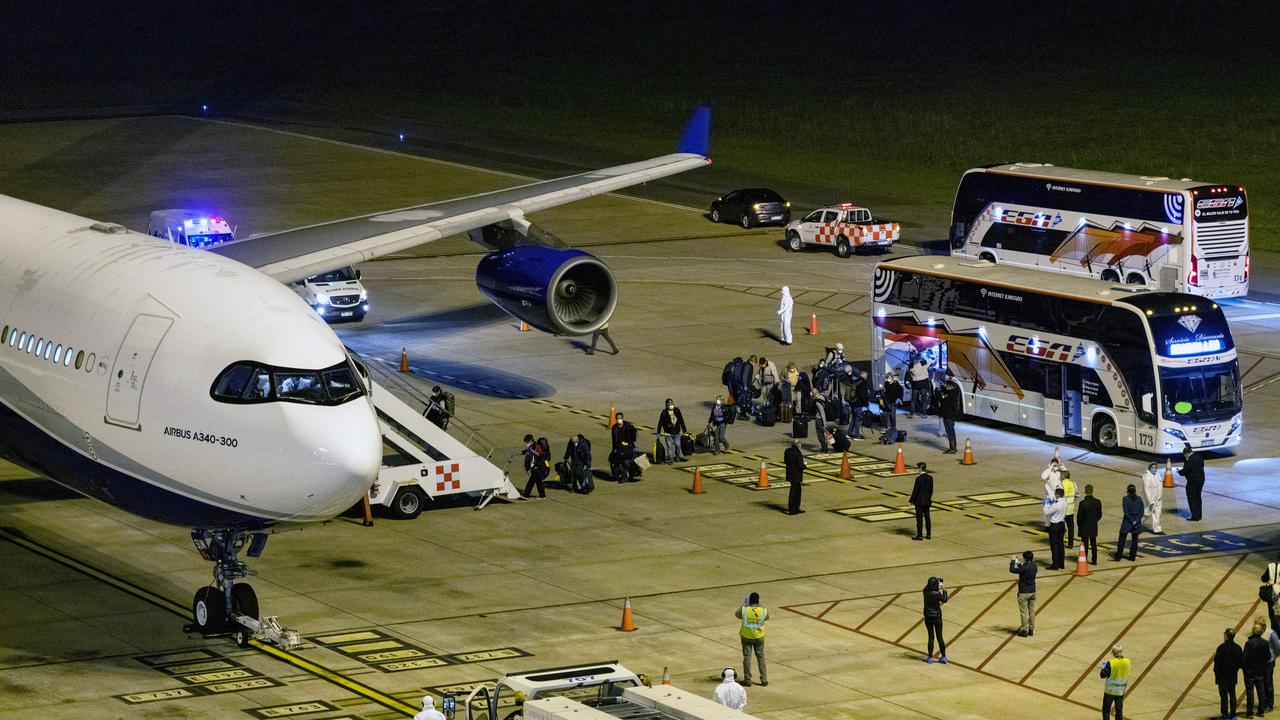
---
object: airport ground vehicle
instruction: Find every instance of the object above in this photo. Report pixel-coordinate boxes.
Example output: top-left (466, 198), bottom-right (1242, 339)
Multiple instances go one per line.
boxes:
top-left (150, 209), bottom-right (371, 322)
top-left (871, 256), bottom-right (1242, 453)
top-left (950, 163), bottom-right (1249, 299)
top-left (785, 203), bottom-right (900, 257)
top-left (148, 210), bottom-right (235, 248)
top-left (464, 661), bottom-right (756, 720)
top-left (710, 188), bottom-right (790, 228)
top-left (289, 266), bottom-right (370, 323)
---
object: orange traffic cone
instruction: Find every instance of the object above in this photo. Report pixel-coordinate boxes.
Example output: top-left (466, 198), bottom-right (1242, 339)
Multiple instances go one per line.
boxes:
top-left (519, 321), bottom-right (530, 332)
top-left (1163, 459), bottom-right (1175, 488)
top-left (892, 444), bottom-right (907, 475)
top-left (608, 405), bottom-right (617, 428)
top-left (399, 348), bottom-right (409, 373)
top-left (661, 666), bottom-right (671, 685)
top-left (757, 461), bottom-right (770, 489)
top-left (840, 451), bottom-right (852, 479)
top-left (1072, 541), bottom-right (1090, 576)
top-left (690, 467), bottom-right (705, 495)
top-left (807, 313), bottom-right (820, 335)
top-left (961, 439), bottom-right (975, 465)
top-left (619, 597), bottom-right (636, 632)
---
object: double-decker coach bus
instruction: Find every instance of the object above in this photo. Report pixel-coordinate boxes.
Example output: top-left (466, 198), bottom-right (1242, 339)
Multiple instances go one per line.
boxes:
top-left (871, 256), bottom-right (1242, 453)
top-left (950, 163), bottom-right (1249, 299)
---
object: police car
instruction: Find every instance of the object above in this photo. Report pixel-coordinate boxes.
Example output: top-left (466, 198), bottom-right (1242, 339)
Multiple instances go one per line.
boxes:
top-left (785, 203), bottom-right (901, 257)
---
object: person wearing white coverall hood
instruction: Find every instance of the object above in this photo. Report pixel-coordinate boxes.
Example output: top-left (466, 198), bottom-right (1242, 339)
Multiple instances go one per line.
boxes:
top-left (1141, 461), bottom-right (1166, 534)
top-left (713, 667), bottom-right (748, 710)
top-left (415, 695), bottom-right (446, 720)
top-left (777, 286), bottom-right (794, 345)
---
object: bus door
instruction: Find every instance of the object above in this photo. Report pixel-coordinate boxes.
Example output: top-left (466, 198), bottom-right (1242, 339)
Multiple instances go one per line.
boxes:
top-left (1063, 363), bottom-right (1083, 437)
top-left (1044, 363), bottom-right (1064, 437)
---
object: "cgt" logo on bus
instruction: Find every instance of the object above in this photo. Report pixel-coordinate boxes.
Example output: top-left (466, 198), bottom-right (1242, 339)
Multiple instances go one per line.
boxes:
top-left (1007, 335), bottom-right (1074, 361)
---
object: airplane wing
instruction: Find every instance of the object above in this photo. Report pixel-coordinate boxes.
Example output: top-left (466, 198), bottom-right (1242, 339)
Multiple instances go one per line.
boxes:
top-left (208, 108), bottom-right (712, 284)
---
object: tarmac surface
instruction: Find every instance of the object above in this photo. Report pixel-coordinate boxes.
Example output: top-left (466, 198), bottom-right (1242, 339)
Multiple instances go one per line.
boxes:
top-left (1, 115), bottom-right (1279, 719)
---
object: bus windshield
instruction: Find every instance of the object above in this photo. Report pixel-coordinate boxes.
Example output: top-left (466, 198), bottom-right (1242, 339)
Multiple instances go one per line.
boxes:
top-left (1158, 361), bottom-right (1241, 424)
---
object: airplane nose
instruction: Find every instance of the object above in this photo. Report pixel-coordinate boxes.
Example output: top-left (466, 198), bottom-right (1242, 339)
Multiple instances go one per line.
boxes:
top-left (285, 400), bottom-right (383, 520)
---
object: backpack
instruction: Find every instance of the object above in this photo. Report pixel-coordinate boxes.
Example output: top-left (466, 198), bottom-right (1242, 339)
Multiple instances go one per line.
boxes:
top-left (443, 392), bottom-right (456, 417)
top-left (722, 361), bottom-right (735, 386)
top-left (537, 437), bottom-right (552, 472)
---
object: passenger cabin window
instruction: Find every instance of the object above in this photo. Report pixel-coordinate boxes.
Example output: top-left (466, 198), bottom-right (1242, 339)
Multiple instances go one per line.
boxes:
top-left (821, 211), bottom-right (838, 223)
top-left (803, 210), bottom-right (824, 223)
top-left (211, 361), bottom-right (366, 406)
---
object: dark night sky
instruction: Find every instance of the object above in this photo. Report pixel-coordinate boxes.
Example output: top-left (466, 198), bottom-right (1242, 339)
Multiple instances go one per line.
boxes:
top-left (3, 2), bottom-right (1276, 112)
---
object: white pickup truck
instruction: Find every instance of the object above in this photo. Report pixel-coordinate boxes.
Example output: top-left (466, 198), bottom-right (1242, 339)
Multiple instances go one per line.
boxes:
top-left (785, 203), bottom-right (901, 257)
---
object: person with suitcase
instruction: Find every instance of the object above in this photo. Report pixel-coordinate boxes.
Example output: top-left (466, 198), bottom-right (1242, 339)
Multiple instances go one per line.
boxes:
top-left (848, 369), bottom-right (870, 440)
top-left (811, 388), bottom-right (831, 452)
top-left (708, 396), bottom-right (729, 454)
top-left (784, 438), bottom-right (806, 515)
top-left (656, 399), bottom-right (687, 464)
top-left (610, 413), bottom-right (640, 481)
top-left (758, 357), bottom-right (779, 413)
top-left (564, 434), bottom-right (593, 494)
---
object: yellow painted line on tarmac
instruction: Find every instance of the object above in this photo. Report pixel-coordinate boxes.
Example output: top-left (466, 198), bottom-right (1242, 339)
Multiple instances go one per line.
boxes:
top-left (0, 527), bottom-right (192, 618)
top-left (0, 527), bottom-right (416, 717)
top-left (251, 641), bottom-right (417, 716)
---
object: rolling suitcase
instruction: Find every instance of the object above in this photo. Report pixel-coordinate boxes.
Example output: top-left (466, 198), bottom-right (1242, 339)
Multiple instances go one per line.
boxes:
top-left (780, 404), bottom-right (793, 423)
top-left (792, 415), bottom-right (809, 439)
top-left (832, 427), bottom-right (851, 452)
top-left (758, 406), bottom-right (777, 427)
top-left (680, 433), bottom-right (695, 457)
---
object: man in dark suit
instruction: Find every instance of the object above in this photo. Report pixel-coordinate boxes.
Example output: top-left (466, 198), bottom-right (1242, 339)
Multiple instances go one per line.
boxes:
top-left (784, 438), bottom-right (806, 515)
top-left (1076, 484), bottom-right (1103, 565)
top-left (910, 462), bottom-right (934, 540)
top-left (1177, 443), bottom-right (1205, 521)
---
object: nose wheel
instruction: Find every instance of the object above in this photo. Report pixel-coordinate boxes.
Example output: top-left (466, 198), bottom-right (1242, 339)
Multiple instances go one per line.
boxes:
top-left (184, 529), bottom-right (297, 649)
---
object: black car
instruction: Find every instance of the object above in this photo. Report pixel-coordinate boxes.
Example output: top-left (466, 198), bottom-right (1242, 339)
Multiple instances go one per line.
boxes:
top-left (709, 188), bottom-right (790, 228)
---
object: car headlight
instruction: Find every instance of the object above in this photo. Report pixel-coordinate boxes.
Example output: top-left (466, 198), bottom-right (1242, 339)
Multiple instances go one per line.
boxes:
top-left (785, 201), bottom-right (791, 208)
top-left (1162, 427), bottom-right (1187, 440)
top-left (752, 203), bottom-right (763, 211)
top-left (359, 290), bottom-right (368, 301)
top-left (1228, 418), bottom-right (1241, 435)
top-left (315, 295), bottom-right (330, 306)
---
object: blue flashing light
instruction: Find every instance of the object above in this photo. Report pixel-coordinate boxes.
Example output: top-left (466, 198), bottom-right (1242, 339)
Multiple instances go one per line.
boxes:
top-left (398, 133), bottom-right (405, 142)
top-left (1169, 339), bottom-right (1223, 356)
top-left (316, 306), bottom-right (327, 315)
top-left (362, 303), bottom-right (370, 312)
top-left (201, 104), bottom-right (208, 112)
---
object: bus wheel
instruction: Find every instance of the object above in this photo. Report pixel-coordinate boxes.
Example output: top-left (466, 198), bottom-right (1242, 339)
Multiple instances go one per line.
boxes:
top-left (390, 487), bottom-right (424, 519)
top-left (1100, 269), bottom-right (1120, 283)
top-left (1092, 416), bottom-right (1119, 452)
top-left (979, 252), bottom-right (996, 264)
top-left (1125, 273), bottom-right (1146, 285)
top-left (787, 232), bottom-right (803, 252)
top-left (835, 236), bottom-right (851, 258)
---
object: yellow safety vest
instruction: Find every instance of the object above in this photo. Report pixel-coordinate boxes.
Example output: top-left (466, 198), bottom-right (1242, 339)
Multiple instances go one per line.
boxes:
top-left (740, 606), bottom-right (767, 639)
top-left (1105, 657), bottom-right (1131, 696)
top-left (1063, 478), bottom-right (1077, 513)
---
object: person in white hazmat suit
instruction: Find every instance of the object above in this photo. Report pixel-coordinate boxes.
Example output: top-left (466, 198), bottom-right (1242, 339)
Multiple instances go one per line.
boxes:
top-left (713, 667), bottom-right (748, 710)
top-left (777, 286), bottom-right (794, 345)
top-left (415, 695), bottom-right (446, 720)
top-left (1141, 462), bottom-right (1165, 534)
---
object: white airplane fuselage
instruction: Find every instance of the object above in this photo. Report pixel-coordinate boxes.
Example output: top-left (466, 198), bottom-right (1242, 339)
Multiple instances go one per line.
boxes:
top-left (0, 195), bottom-right (382, 529)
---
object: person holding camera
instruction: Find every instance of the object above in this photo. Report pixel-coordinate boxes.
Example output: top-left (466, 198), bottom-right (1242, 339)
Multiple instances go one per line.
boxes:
top-left (735, 592), bottom-right (768, 687)
top-left (922, 576), bottom-right (949, 664)
top-left (1010, 550), bottom-right (1038, 637)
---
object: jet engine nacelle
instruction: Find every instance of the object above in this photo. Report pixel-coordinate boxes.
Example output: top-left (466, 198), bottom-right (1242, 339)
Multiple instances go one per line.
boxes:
top-left (475, 245), bottom-right (617, 336)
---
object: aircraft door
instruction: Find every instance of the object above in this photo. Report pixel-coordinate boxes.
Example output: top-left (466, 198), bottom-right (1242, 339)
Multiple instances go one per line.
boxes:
top-left (1063, 363), bottom-right (1083, 437)
top-left (106, 314), bottom-right (174, 429)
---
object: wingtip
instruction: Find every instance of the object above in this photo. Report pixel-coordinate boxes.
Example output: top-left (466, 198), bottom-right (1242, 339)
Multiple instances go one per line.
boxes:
top-left (677, 105), bottom-right (711, 158)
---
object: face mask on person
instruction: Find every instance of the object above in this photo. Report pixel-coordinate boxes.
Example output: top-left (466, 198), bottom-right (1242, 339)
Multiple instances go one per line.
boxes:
top-left (667, 403), bottom-right (674, 410)
top-left (715, 401), bottom-right (721, 406)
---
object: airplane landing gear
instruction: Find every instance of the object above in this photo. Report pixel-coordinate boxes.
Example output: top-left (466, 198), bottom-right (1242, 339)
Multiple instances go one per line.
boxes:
top-left (184, 529), bottom-right (298, 649)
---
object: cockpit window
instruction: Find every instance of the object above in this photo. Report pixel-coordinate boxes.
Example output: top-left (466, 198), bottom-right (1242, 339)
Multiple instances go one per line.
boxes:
top-left (211, 360), bottom-right (366, 406)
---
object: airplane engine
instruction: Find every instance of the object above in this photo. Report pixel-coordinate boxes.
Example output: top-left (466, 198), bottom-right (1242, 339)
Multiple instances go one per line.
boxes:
top-left (474, 246), bottom-right (617, 336)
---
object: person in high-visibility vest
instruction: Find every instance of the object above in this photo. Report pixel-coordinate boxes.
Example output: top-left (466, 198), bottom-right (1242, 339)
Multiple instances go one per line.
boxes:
top-left (735, 592), bottom-right (768, 686)
top-left (1061, 470), bottom-right (1079, 549)
top-left (1099, 644), bottom-right (1131, 720)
